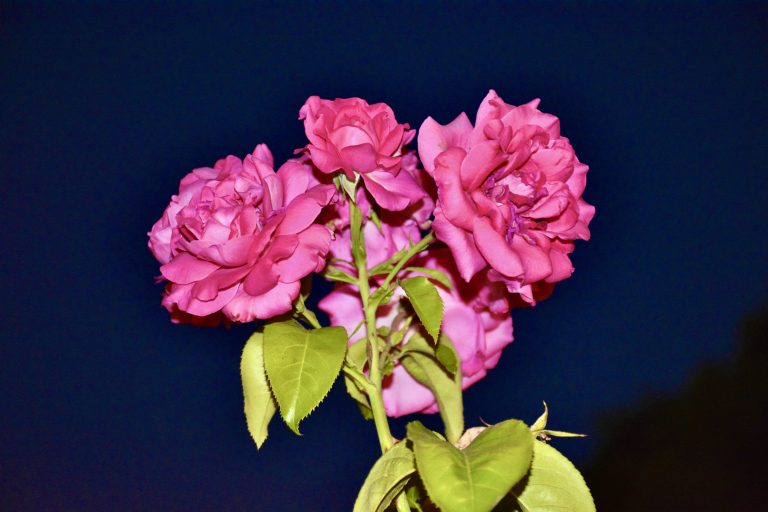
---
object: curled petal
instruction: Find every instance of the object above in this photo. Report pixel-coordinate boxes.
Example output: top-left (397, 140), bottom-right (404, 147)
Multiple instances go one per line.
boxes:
top-left (276, 225), bottom-right (332, 283)
top-left (434, 147), bottom-right (477, 231)
top-left (433, 208), bottom-right (486, 282)
top-left (192, 236), bottom-right (254, 267)
top-left (417, 113), bottom-right (473, 175)
top-left (362, 169), bottom-right (425, 211)
top-left (223, 281), bottom-right (300, 322)
top-left (277, 184), bottom-right (336, 235)
top-left (277, 159), bottom-right (311, 204)
top-left (164, 282), bottom-right (239, 317)
top-left (160, 253), bottom-right (219, 285)
top-left (472, 216), bottom-right (525, 279)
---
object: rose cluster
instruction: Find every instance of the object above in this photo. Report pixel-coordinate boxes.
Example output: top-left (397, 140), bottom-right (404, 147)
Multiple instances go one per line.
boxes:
top-left (149, 91), bottom-right (593, 416)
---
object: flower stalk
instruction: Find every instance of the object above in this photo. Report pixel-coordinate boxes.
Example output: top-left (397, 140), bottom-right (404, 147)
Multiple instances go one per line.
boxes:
top-left (349, 197), bottom-right (414, 512)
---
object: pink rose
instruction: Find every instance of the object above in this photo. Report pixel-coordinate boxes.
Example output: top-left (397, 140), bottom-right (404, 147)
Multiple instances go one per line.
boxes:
top-left (148, 145), bottom-right (336, 323)
top-left (418, 90), bottom-right (595, 303)
top-left (319, 247), bottom-right (513, 418)
top-left (298, 96), bottom-right (425, 211)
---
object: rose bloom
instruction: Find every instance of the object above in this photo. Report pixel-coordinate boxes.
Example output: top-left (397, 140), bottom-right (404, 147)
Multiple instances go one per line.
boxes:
top-left (148, 145), bottom-right (336, 323)
top-left (299, 96), bottom-right (425, 211)
top-left (320, 228), bottom-right (513, 417)
top-left (418, 90), bottom-right (595, 303)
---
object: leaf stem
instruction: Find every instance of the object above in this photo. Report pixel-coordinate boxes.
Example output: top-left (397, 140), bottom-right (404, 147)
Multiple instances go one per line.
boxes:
top-left (299, 308), bottom-right (322, 329)
top-left (379, 231), bottom-right (435, 292)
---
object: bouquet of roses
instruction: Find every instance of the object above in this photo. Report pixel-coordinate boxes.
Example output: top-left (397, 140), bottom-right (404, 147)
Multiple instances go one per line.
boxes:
top-left (148, 90), bottom-right (596, 511)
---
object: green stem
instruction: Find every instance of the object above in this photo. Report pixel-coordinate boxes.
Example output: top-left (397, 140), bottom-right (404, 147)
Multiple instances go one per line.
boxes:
top-left (342, 362), bottom-right (373, 394)
top-left (380, 231), bottom-right (435, 291)
top-left (299, 308), bottom-right (321, 329)
top-left (350, 201), bottom-right (394, 454)
top-left (349, 199), bottom-right (413, 512)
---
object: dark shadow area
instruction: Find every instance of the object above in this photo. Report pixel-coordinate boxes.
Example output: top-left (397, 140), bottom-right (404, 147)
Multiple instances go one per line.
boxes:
top-left (585, 302), bottom-right (768, 510)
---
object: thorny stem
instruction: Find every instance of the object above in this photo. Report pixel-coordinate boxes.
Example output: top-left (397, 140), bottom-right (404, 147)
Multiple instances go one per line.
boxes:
top-left (342, 189), bottom-right (440, 511)
top-left (349, 200), bottom-right (395, 455)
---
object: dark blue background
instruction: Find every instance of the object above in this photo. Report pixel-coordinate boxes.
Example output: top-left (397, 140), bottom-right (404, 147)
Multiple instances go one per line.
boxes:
top-left (2, 2), bottom-right (766, 510)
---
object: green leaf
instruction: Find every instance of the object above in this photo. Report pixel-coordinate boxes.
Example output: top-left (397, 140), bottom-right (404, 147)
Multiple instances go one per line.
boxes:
top-left (346, 337), bottom-right (367, 369)
top-left (398, 331), bottom-right (431, 355)
top-left (353, 443), bottom-right (416, 512)
top-left (389, 316), bottom-right (413, 348)
top-left (405, 266), bottom-right (453, 290)
top-left (263, 320), bottom-right (347, 434)
top-left (324, 265), bottom-right (358, 284)
top-left (344, 339), bottom-right (373, 419)
top-left (400, 276), bottom-right (443, 342)
top-left (407, 420), bottom-right (533, 512)
top-left (401, 347), bottom-right (463, 444)
top-left (435, 334), bottom-right (460, 376)
top-left (504, 441), bottom-right (595, 512)
top-left (400, 332), bottom-right (459, 376)
top-left (348, 320), bottom-right (365, 339)
top-left (240, 332), bottom-right (277, 449)
top-left (343, 368), bottom-right (371, 416)
top-left (405, 481), bottom-right (427, 512)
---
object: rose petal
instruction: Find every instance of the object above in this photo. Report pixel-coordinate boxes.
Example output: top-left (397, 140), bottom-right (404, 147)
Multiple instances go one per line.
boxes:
top-left (223, 281), bottom-right (300, 322)
top-left (381, 365), bottom-right (436, 417)
top-left (276, 225), bottom-right (331, 283)
top-left (160, 253), bottom-right (219, 284)
top-left (362, 169), bottom-right (425, 211)
top-left (470, 90), bottom-right (503, 145)
top-left (243, 235), bottom-right (299, 295)
top-left (307, 146), bottom-right (344, 175)
top-left (277, 159), bottom-right (311, 204)
top-left (339, 143), bottom-right (378, 174)
top-left (472, 216), bottom-right (526, 279)
top-left (193, 235), bottom-right (254, 267)
top-left (189, 265), bottom-right (252, 301)
top-left (165, 281), bottom-right (239, 317)
top-left (443, 304), bottom-right (485, 376)
top-left (509, 234), bottom-right (553, 283)
top-left (417, 113), bottom-right (473, 175)
top-left (460, 140), bottom-right (501, 190)
top-left (276, 184), bottom-right (336, 235)
top-left (433, 147), bottom-right (477, 230)
top-left (432, 208), bottom-right (486, 282)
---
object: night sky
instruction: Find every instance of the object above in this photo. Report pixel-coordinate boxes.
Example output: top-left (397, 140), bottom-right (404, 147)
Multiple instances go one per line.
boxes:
top-left (2, 2), bottom-right (767, 510)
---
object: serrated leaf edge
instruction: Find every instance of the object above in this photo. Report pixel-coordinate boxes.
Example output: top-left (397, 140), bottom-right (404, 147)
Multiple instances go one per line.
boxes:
top-left (263, 324), bottom-right (346, 435)
top-left (400, 276), bottom-right (444, 342)
top-left (240, 332), bottom-right (278, 449)
top-left (510, 440), bottom-right (595, 512)
top-left (354, 443), bottom-right (416, 512)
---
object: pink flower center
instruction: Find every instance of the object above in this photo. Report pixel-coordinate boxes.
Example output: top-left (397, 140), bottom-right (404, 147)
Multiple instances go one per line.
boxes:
top-left (483, 169), bottom-right (548, 245)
